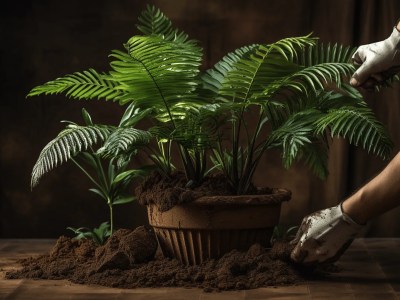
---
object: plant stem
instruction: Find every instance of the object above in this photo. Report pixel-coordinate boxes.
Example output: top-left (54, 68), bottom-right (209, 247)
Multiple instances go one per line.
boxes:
top-left (239, 110), bottom-right (265, 193)
top-left (71, 157), bottom-right (108, 196)
top-left (232, 112), bottom-right (239, 185)
top-left (94, 154), bottom-right (110, 191)
top-left (88, 146), bottom-right (110, 192)
top-left (108, 202), bottom-right (114, 234)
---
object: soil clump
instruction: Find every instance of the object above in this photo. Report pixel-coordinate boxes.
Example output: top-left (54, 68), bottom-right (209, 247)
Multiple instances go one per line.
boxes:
top-left (6, 228), bottom-right (319, 291)
top-left (95, 226), bottom-right (158, 271)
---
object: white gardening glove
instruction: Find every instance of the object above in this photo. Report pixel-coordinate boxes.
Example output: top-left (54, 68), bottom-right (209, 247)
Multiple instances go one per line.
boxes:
top-left (290, 204), bottom-right (364, 265)
top-left (350, 27), bottom-right (400, 88)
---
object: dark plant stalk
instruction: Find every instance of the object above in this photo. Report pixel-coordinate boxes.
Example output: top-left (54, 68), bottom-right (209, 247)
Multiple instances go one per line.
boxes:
top-left (91, 151), bottom-right (116, 234)
top-left (93, 153), bottom-right (110, 192)
top-left (201, 150), bottom-right (207, 180)
top-left (232, 111), bottom-right (239, 185)
top-left (145, 145), bottom-right (171, 177)
top-left (108, 203), bottom-right (114, 234)
top-left (71, 157), bottom-right (115, 234)
top-left (70, 157), bottom-right (106, 195)
top-left (136, 54), bottom-right (196, 181)
top-left (238, 109), bottom-right (265, 193)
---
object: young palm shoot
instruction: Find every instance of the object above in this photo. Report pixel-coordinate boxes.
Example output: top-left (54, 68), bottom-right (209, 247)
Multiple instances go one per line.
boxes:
top-left (67, 109), bottom-right (148, 234)
top-left (31, 108), bottom-right (151, 236)
top-left (67, 221), bottom-right (111, 245)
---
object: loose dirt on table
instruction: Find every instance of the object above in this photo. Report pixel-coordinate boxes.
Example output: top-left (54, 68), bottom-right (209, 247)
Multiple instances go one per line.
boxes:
top-left (5, 226), bottom-right (334, 291)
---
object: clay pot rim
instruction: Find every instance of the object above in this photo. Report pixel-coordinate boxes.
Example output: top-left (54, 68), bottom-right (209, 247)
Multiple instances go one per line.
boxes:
top-left (183, 188), bottom-right (291, 206)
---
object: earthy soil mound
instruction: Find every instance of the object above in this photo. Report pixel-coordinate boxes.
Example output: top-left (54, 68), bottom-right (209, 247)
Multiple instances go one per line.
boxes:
top-left (136, 171), bottom-right (273, 211)
top-left (95, 226), bottom-right (158, 271)
top-left (5, 228), bottom-right (317, 291)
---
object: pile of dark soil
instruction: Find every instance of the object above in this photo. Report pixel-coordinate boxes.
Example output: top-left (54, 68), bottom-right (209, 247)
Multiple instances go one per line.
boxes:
top-left (136, 171), bottom-right (273, 211)
top-left (6, 227), bottom-right (317, 292)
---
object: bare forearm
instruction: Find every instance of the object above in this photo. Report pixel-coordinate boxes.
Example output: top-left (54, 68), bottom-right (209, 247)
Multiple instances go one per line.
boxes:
top-left (342, 152), bottom-right (400, 224)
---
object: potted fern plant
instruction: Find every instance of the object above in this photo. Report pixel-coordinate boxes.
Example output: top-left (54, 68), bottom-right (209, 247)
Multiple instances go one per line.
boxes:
top-left (29, 5), bottom-right (393, 265)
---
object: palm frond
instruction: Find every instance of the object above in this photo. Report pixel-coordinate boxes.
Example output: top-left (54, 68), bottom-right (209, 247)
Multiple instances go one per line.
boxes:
top-left (267, 109), bottom-right (323, 168)
top-left (242, 42), bottom-right (354, 116)
top-left (269, 35), bottom-right (318, 61)
top-left (218, 36), bottom-right (316, 102)
top-left (298, 142), bottom-right (329, 178)
top-left (297, 42), bottom-right (355, 65)
top-left (284, 42), bottom-right (355, 94)
top-left (98, 127), bottom-right (152, 157)
top-left (315, 106), bottom-right (393, 158)
top-left (136, 4), bottom-right (190, 43)
top-left (202, 45), bottom-right (258, 94)
top-left (27, 69), bottom-right (123, 101)
top-left (109, 35), bottom-right (203, 119)
top-left (31, 125), bottom-right (114, 188)
top-left (317, 91), bottom-right (366, 112)
top-left (119, 103), bottom-right (154, 127)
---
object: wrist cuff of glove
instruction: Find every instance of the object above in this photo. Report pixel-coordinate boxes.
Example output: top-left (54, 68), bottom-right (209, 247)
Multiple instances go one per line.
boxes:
top-left (396, 18), bottom-right (400, 32)
top-left (339, 202), bottom-right (365, 228)
top-left (390, 26), bottom-right (400, 49)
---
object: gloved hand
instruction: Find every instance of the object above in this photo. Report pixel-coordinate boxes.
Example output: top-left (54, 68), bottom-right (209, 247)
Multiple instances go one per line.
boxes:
top-left (350, 27), bottom-right (400, 88)
top-left (290, 204), bottom-right (364, 265)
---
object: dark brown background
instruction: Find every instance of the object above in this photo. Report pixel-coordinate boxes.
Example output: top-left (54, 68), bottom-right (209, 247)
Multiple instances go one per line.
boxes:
top-left (1, 0), bottom-right (400, 238)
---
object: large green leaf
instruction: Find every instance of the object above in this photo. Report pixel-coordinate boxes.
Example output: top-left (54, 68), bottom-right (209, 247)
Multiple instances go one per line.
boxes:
top-left (109, 35), bottom-right (203, 120)
top-left (136, 4), bottom-right (190, 43)
top-left (315, 106), bottom-right (393, 158)
top-left (27, 69), bottom-right (123, 101)
top-left (298, 142), bottom-right (329, 179)
top-left (268, 109), bottom-right (323, 169)
top-left (202, 44), bottom-right (257, 95)
top-left (31, 125), bottom-right (114, 187)
top-left (218, 36), bottom-right (316, 102)
top-left (98, 127), bottom-right (152, 156)
top-left (252, 43), bottom-right (356, 108)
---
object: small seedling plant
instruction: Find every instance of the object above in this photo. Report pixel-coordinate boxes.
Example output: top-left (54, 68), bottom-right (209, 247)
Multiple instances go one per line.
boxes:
top-left (32, 108), bottom-right (149, 241)
top-left (67, 221), bottom-right (111, 245)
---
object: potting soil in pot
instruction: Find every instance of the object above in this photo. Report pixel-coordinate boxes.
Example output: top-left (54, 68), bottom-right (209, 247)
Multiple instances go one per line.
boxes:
top-left (6, 226), bottom-right (334, 291)
top-left (136, 171), bottom-right (274, 211)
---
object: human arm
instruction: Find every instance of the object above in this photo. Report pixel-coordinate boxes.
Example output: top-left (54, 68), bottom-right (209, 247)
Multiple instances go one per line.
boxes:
top-left (291, 152), bottom-right (400, 265)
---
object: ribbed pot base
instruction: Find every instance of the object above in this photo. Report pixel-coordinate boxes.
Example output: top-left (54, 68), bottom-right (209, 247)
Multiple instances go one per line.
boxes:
top-left (147, 189), bottom-right (291, 265)
top-left (153, 227), bottom-right (273, 265)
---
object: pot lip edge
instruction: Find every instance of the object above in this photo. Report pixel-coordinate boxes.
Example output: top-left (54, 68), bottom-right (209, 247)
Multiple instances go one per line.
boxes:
top-left (147, 188), bottom-right (291, 207)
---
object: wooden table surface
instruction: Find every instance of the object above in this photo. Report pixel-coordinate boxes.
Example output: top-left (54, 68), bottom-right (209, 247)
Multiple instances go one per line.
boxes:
top-left (1, 238), bottom-right (399, 299)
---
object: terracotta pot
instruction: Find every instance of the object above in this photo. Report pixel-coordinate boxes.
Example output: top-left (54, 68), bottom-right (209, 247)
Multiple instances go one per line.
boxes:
top-left (147, 188), bottom-right (291, 265)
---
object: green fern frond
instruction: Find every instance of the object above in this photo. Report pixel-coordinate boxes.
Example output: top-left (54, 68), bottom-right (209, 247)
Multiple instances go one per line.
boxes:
top-left (109, 35), bottom-right (203, 118)
top-left (149, 105), bottom-right (221, 150)
top-left (172, 112), bottom-right (218, 150)
top-left (268, 109), bottom-right (323, 168)
top-left (297, 42), bottom-right (355, 66)
top-left (315, 106), bottom-right (393, 158)
top-left (136, 4), bottom-right (189, 43)
top-left (98, 127), bottom-right (152, 157)
top-left (277, 42), bottom-right (355, 98)
top-left (298, 142), bottom-right (329, 178)
top-left (202, 45), bottom-right (258, 94)
top-left (246, 42), bottom-right (357, 123)
top-left (269, 34), bottom-right (317, 62)
top-left (289, 62), bottom-right (354, 91)
top-left (119, 103), bottom-right (154, 127)
top-left (27, 69), bottom-right (123, 101)
top-left (218, 39), bottom-right (308, 102)
top-left (317, 91), bottom-right (366, 112)
top-left (31, 125), bottom-right (114, 188)
top-left (214, 35), bottom-right (318, 103)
